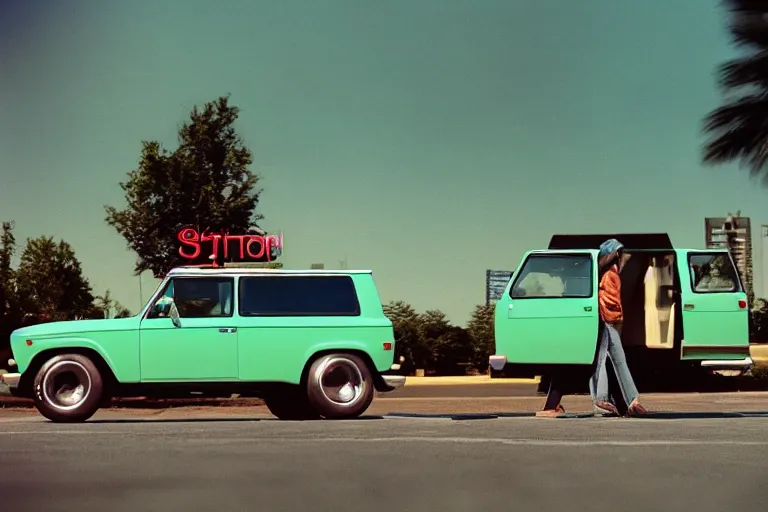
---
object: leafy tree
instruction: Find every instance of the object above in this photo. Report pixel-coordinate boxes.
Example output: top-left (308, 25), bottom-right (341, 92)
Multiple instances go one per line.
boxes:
top-left (94, 289), bottom-right (133, 319)
top-left (467, 303), bottom-right (495, 372)
top-left (750, 298), bottom-right (768, 342)
top-left (702, 0), bottom-right (768, 183)
top-left (419, 309), bottom-right (450, 341)
top-left (383, 300), bottom-right (430, 374)
top-left (417, 309), bottom-right (474, 375)
top-left (15, 236), bottom-right (96, 322)
top-left (431, 325), bottom-right (473, 376)
top-left (0, 221), bottom-right (21, 359)
top-left (0, 222), bottom-right (17, 324)
top-left (105, 95), bottom-right (265, 278)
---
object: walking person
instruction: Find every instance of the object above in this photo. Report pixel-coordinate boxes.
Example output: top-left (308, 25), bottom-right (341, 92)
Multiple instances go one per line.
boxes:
top-left (591, 238), bottom-right (648, 417)
top-left (535, 371), bottom-right (568, 417)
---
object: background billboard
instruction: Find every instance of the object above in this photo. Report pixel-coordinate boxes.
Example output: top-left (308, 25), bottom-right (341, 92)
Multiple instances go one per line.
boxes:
top-left (485, 269), bottom-right (514, 305)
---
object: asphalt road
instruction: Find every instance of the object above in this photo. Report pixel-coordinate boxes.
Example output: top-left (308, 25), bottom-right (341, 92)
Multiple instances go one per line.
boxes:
top-left (1, 413), bottom-right (768, 512)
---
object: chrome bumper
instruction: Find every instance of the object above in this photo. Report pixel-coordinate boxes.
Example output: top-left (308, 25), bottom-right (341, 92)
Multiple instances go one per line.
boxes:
top-left (489, 355), bottom-right (507, 371)
top-left (700, 356), bottom-right (753, 371)
top-left (0, 372), bottom-right (20, 389)
top-left (382, 375), bottom-right (406, 390)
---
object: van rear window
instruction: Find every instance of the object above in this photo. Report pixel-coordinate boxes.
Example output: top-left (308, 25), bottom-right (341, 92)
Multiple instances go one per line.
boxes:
top-left (688, 253), bottom-right (742, 293)
top-left (238, 275), bottom-right (361, 316)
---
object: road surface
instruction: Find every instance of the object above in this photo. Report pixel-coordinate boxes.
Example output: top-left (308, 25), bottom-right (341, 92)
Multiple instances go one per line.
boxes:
top-left (1, 411), bottom-right (767, 512)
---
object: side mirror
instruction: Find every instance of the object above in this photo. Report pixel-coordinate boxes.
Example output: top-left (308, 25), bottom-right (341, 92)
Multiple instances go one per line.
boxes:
top-left (169, 302), bottom-right (182, 328)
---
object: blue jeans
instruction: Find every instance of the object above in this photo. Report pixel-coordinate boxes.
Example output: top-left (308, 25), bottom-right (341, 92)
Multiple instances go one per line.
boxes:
top-left (589, 323), bottom-right (639, 407)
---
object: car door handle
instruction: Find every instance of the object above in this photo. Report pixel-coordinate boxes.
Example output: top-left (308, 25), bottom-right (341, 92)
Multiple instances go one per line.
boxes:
top-left (684, 304), bottom-right (695, 310)
top-left (218, 327), bottom-right (237, 333)
top-left (584, 306), bottom-right (592, 312)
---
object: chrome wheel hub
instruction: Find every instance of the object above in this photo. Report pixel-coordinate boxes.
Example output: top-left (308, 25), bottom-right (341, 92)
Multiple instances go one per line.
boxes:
top-left (318, 357), bottom-right (364, 406)
top-left (42, 361), bottom-right (91, 410)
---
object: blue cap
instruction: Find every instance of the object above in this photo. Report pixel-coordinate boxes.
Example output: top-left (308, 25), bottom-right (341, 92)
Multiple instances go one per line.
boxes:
top-left (598, 238), bottom-right (624, 260)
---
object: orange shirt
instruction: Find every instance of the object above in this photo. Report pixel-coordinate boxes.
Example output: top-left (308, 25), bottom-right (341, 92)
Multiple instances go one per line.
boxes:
top-left (598, 264), bottom-right (622, 324)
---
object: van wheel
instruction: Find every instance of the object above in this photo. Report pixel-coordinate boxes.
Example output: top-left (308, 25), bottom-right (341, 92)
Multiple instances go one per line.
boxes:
top-left (264, 386), bottom-right (321, 420)
top-left (32, 354), bottom-right (103, 423)
top-left (306, 353), bottom-right (374, 419)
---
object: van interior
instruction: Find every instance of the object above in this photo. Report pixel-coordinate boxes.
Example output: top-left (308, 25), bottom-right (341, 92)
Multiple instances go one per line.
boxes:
top-left (617, 251), bottom-right (678, 350)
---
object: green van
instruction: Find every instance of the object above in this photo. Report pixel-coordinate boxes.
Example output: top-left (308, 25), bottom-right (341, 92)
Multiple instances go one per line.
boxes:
top-left (490, 233), bottom-right (752, 384)
top-left (1, 266), bottom-right (405, 422)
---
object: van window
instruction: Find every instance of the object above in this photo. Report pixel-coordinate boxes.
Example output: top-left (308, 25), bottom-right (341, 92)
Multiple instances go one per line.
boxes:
top-left (688, 253), bottom-right (742, 293)
top-left (509, 254), bottom-right (592, 299)
top-left (148, 277), bottom-right (234, 318)
top-left (239, 275), bottom-right (361, 316)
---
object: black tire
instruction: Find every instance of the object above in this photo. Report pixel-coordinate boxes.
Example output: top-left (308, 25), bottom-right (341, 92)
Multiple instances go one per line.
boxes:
top-left (32, 354), bottom-right (103, 423)
top-left (305, 353), bottom-right (374, 419)
top-left (263, 386), bottom-right (320, 420)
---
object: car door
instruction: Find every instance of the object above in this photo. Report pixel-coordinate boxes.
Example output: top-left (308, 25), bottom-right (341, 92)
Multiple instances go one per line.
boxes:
top-left (139, 276), bottom-right (239, 381)
top-left (495, 251), bottom-right (599, 364)
top-left (677, 250), bottom-right (749, 357)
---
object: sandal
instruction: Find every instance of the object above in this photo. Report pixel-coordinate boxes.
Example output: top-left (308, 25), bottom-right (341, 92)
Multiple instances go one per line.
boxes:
top-left (536, 404), bottom-right (566, 418)
top-left (594, 400), bottom-right (619, 417)
top-left (627, 400), bottom-right (648, 417)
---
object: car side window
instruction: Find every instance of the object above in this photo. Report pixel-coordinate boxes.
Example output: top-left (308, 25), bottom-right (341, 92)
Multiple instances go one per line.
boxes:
top-left (689, 253), bottom-right (740, 293)
top-left (509, 254), bottom-right (592, 299)
top-left (239, 275), bottom-right (360, 316)
top-left (148, 277), bottom-right (234, 318)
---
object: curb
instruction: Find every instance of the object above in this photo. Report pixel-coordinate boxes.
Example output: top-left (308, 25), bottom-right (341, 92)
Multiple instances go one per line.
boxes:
top-left (403, 376), bottom-right (540, 386)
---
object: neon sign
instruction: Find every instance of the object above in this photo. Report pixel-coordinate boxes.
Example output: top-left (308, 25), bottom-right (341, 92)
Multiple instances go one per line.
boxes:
top-left (177, 228), bottom-right (283, 264)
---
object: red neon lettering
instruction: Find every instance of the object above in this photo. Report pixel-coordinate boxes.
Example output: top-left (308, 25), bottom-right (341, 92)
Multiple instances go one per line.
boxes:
top-left (177, 228), bottom-right (201, 260)
top-left (246, 236), bottom-right (265, 259)
top-left (177, 228), bottom-right (281, 263)
top-left (225, 234), bottom-right (247, 259)
top-left (200, 229), bottom-right (224, 262)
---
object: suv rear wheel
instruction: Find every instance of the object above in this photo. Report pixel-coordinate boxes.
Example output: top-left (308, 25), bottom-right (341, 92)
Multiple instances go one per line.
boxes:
top-left (32, 353), bottom-right (104, 423)
top-left (306, 353), bottom-right (374, 419)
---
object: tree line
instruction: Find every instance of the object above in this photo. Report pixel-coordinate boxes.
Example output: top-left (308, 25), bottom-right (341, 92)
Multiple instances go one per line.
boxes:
top-left (0, 221), bottom-right (132, 364)
top-left (383, 301), bottom-right (494, 376)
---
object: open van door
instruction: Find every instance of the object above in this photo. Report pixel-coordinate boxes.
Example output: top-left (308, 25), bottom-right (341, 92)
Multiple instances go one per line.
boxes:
top-left (677, 250), bottom-right (750, 360)
top-left (494, 251), bottom-right (600, 365)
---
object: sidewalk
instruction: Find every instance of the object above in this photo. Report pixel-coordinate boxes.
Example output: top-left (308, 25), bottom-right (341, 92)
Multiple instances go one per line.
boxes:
top-left (405, 375), bottom-right (539, 386)
top-left (751, 343), bottom-right (768, 366)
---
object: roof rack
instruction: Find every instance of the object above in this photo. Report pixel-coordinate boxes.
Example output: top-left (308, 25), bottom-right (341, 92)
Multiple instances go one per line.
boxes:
top-left (174, 261), bottom-right (283, 269)
top-left (223, 262), bottom-right (284, 269)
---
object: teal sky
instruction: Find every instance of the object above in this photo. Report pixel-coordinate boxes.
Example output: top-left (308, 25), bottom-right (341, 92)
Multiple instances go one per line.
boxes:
top-left (1, 0), bottom-right (765, 324)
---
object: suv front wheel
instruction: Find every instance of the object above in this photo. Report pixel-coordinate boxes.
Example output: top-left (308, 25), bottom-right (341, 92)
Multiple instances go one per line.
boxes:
top-left (32, 353), bottom-right (104, 423)
top-left (306, 353), bottom-right (374, 419)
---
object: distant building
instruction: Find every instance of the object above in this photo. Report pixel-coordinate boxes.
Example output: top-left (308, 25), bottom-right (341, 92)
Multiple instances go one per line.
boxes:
top-left (705, 213), bottom-right (754, 300)
top-left (485, 269), bottom-right (514, 305)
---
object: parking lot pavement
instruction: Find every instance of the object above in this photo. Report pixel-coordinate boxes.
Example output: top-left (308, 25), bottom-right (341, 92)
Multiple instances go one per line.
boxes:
top-left (2, 391), bottom-right (768, 421)
top-left (1, 414), bottom-right (767, 512)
